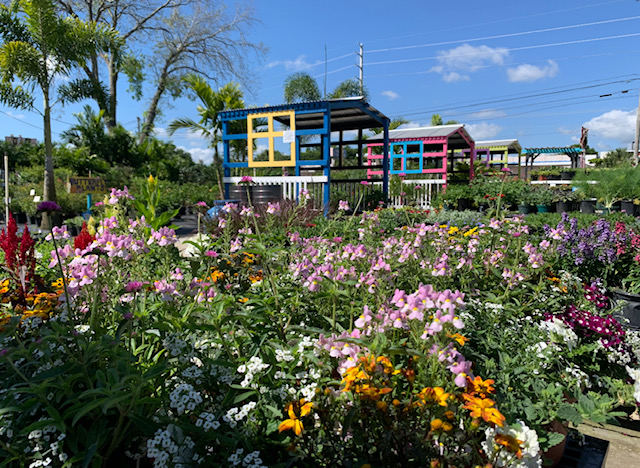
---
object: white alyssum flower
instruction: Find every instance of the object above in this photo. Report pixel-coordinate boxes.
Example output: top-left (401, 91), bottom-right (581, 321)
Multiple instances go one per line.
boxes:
top-left (169, 383), bottom-right (203, 415)
top-left (626, 366), bottom-right (640, 403)
top-left (539, 318), bottom-right (578, 350)
top-left (482, 420), bottom-right (542, 468)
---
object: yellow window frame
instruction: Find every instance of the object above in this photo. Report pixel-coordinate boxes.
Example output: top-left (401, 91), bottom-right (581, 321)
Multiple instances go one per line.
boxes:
top-left (247, 111), bottom-right (296, 167)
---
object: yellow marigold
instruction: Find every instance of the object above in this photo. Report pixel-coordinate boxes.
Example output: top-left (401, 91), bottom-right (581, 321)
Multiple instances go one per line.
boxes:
top-left (463, 227), bottom-right (478, 237)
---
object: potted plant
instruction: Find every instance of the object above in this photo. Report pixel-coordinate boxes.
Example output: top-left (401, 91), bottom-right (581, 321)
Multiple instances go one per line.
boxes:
top-left (553, 188), bottom-right (579, 213)
top-left (517, 185), bottom-right (538, 214)
top-left (574, 167), bottom-right (630, 214)
top-left (436, 183), bottom-right (474, 211)
top-left (560, 168), bottom-right (576, 180)
top-left (546, 168), bottom-right (561, 181)
top-left (532, 185), bottom-right (555, 213)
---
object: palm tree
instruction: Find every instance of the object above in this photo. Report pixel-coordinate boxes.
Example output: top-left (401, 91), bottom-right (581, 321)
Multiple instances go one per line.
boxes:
top-left (431, 113), bottom-right (459, 126)
top-left (0, 0), bottom-right (120, 228)
top-left (283, 72), bottom-right (370, 103)
top-left (168, 74), bottom-right (245, 198)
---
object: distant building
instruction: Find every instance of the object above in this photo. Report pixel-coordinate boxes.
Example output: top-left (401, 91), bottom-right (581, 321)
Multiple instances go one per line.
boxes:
top-left (4, 134), bottom-right (38, 146)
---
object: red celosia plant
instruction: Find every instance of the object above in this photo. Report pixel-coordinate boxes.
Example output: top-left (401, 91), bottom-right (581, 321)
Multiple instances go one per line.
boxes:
top-left (0, 213), bottom-right (39, 304)
top-left (74, 222), bottom-right (95, 251)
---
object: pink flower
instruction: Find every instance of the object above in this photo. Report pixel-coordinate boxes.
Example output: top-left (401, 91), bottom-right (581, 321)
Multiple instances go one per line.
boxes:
top-left (205, 250), bottom-right (218, 257)
top-left (240, 175), bottom-right (253, 184)
top-left (360, 181), bottom-right (370, 186)
top-left (196, 201), bottom-right (208, 207)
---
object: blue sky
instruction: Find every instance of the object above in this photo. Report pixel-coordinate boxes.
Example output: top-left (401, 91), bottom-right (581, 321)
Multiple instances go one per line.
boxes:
top-left (3, 0), bottom-right (640, 164)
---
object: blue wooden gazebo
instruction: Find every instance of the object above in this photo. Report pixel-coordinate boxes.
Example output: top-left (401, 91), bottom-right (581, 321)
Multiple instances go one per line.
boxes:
top-left (219, 98), bottom-right (390, 211)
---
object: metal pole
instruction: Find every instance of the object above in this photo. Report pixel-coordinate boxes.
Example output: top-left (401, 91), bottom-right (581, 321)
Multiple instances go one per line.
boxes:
top-left (4, 153), bottom-right (9, 225)
top-left (359, 43), bottom-right (364, 96)
top-left (634, 91), bottom-right (640, 166)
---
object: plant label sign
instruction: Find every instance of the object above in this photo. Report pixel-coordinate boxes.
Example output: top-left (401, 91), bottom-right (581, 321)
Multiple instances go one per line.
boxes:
top-left (69, 177), bottom-right (107, 195)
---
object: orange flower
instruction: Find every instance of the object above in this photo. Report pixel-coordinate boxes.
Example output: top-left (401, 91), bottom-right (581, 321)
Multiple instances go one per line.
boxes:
top-left (448, 332), bottom-right (469, 346)
top-left (430, 418), bottom-right (453, 432)
top-left (462, 394), bottom-right (505, 427)
top-left (418, 387), bottom-right (450, 407)
top-left (467, 376), bottom-right (495, 398)
top-left (278, 399), bottom-right (313, 436)
top-left (495, 433), bottom-right (523, 458)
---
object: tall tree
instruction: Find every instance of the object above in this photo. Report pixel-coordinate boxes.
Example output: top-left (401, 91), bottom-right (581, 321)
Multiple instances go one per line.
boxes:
top-left (138, 1), bottom-right (264, 143)
top-left (167, 74), bottom-right (245, 198)
top-left (0, 0), bottom-right (120, 227)
top-left (430, 113), bottom-right (459, 126)
top-left (283, 72), bottom-right (370, 103)
top-left (54, 0), bottom-right (191, 129)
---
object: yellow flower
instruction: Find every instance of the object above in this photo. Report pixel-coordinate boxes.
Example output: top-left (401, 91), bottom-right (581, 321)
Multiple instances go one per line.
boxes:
top-left (462, 394), bottom-right (505, 427)
top-left (495, 433), bottom-right (523, 458)
top-left (278, 399), bottom-right (313, 436)
top-left (448, 332), bottom-right (468, 346)
top-left (418, 387), bottom-right (450, 407)
top-left (430, 418), bottom-right (453, 432)
top-left (463, 227), bottom-right (478, 237)
top-left (467, 376), bottom-right (496, 398)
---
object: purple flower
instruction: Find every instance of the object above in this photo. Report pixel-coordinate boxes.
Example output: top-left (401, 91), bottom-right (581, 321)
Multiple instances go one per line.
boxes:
top-left (37, 201), bottom-right (61, 212)
top-left (205, 250), bottom-right (218, 257)
top-left (125, 281), bottom-right (144, 293)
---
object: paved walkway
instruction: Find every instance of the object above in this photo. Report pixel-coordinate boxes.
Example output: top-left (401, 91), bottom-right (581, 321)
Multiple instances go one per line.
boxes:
top-left (577, 421), bottom-right (640, 467)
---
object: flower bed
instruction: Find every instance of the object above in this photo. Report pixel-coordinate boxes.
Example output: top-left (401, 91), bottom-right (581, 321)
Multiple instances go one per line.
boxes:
top-left (0, 191), bottom-right (638, 467)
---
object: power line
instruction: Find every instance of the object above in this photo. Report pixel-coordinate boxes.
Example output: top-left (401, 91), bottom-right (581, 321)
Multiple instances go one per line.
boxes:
top-left (368, 15), bottom-right (640, 54)
top-left (362, 0), bottom-right (627, 46)
top-left (393, 76), bottom-right (640, 117)
top-left (0, 109), bottom-right (42, 130)
top-left (367, 32), bottom-right (640, 67)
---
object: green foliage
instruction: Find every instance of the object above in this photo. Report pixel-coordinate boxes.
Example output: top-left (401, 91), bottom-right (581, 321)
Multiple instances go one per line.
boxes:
top-left (133, 175), bottom-right (180, 231)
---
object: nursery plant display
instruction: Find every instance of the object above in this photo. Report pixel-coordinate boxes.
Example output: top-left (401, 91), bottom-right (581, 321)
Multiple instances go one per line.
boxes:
top-left (0, 189), bottom-right (639, 467)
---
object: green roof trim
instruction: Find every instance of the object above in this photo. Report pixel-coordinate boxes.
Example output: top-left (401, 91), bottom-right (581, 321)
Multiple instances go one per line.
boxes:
top-left (522, 147), bottom-right (582, 154)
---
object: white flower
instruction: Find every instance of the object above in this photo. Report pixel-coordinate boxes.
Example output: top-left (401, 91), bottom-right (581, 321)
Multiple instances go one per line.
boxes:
top-left (482, 421), bottom-right (542, 467)
top-left (539, 318), bottom-right (578, 350)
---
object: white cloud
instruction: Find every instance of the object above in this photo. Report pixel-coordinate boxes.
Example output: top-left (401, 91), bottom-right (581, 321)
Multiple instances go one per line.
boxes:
top-left (5, 111), bottom-right (25, 120)
top-left (381, 90), bottom-right (399, 101)
top-left (430, 44), bottom-right (509, 82)
top-left (179, 146), bottom-right (214, 165)
top-left (557, 126), bottom-right (574, 136)
top-left (470, 109), bottom-right (506, 119)
top-left (398, 121), bottom-right (422, 129)
top-left (266, 54), bottom-right (318, 72)
top-left (583, 109), bottom-right (636, 145)
top-left (507, 60), bottom-right (559, 83)
top-left (466, 122), bottom-right (503, 139)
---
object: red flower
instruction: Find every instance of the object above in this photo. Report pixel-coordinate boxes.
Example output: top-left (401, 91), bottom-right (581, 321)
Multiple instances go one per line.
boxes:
top-left (74, 222), bottom-right (95, 251)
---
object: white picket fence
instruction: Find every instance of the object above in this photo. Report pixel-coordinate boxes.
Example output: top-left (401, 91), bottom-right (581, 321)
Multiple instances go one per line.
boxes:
top-left (224, 176), bottom-right (445, 209)
top-left (371, 179), bottom-right (445, 209)
top-left (224, 176), bottom-right (327, 201)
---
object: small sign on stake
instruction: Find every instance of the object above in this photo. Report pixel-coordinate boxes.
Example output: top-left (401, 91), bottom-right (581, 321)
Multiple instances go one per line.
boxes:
top-left (282, 130), bottom-right (295, 144)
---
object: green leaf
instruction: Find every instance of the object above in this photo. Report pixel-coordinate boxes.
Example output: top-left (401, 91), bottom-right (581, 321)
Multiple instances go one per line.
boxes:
top-left (557, 404), bottom-right (582, 426)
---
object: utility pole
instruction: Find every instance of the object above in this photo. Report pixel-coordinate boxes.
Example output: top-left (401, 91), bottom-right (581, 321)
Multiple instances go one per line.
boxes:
top-left (634, 90), bottom-right (640, 166)
top-left (357, 43), bottom-right (364, 97)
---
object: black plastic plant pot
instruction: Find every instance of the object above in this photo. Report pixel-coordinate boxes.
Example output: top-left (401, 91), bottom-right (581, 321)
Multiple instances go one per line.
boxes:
top-left (612, 290), bottom-right (640, 330)
top-left (556, 201), bottom-right (573, 213)
top-left (621, 201), bottom-right (637, 216)
top-left (560, 171), bottom-right (574, 181)
top-left (517, 204), bottom-right (536, 214)
top-left (580, 200), bottom-right (596, 213)
top-left (457, 198), bottom-right (472, 211)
